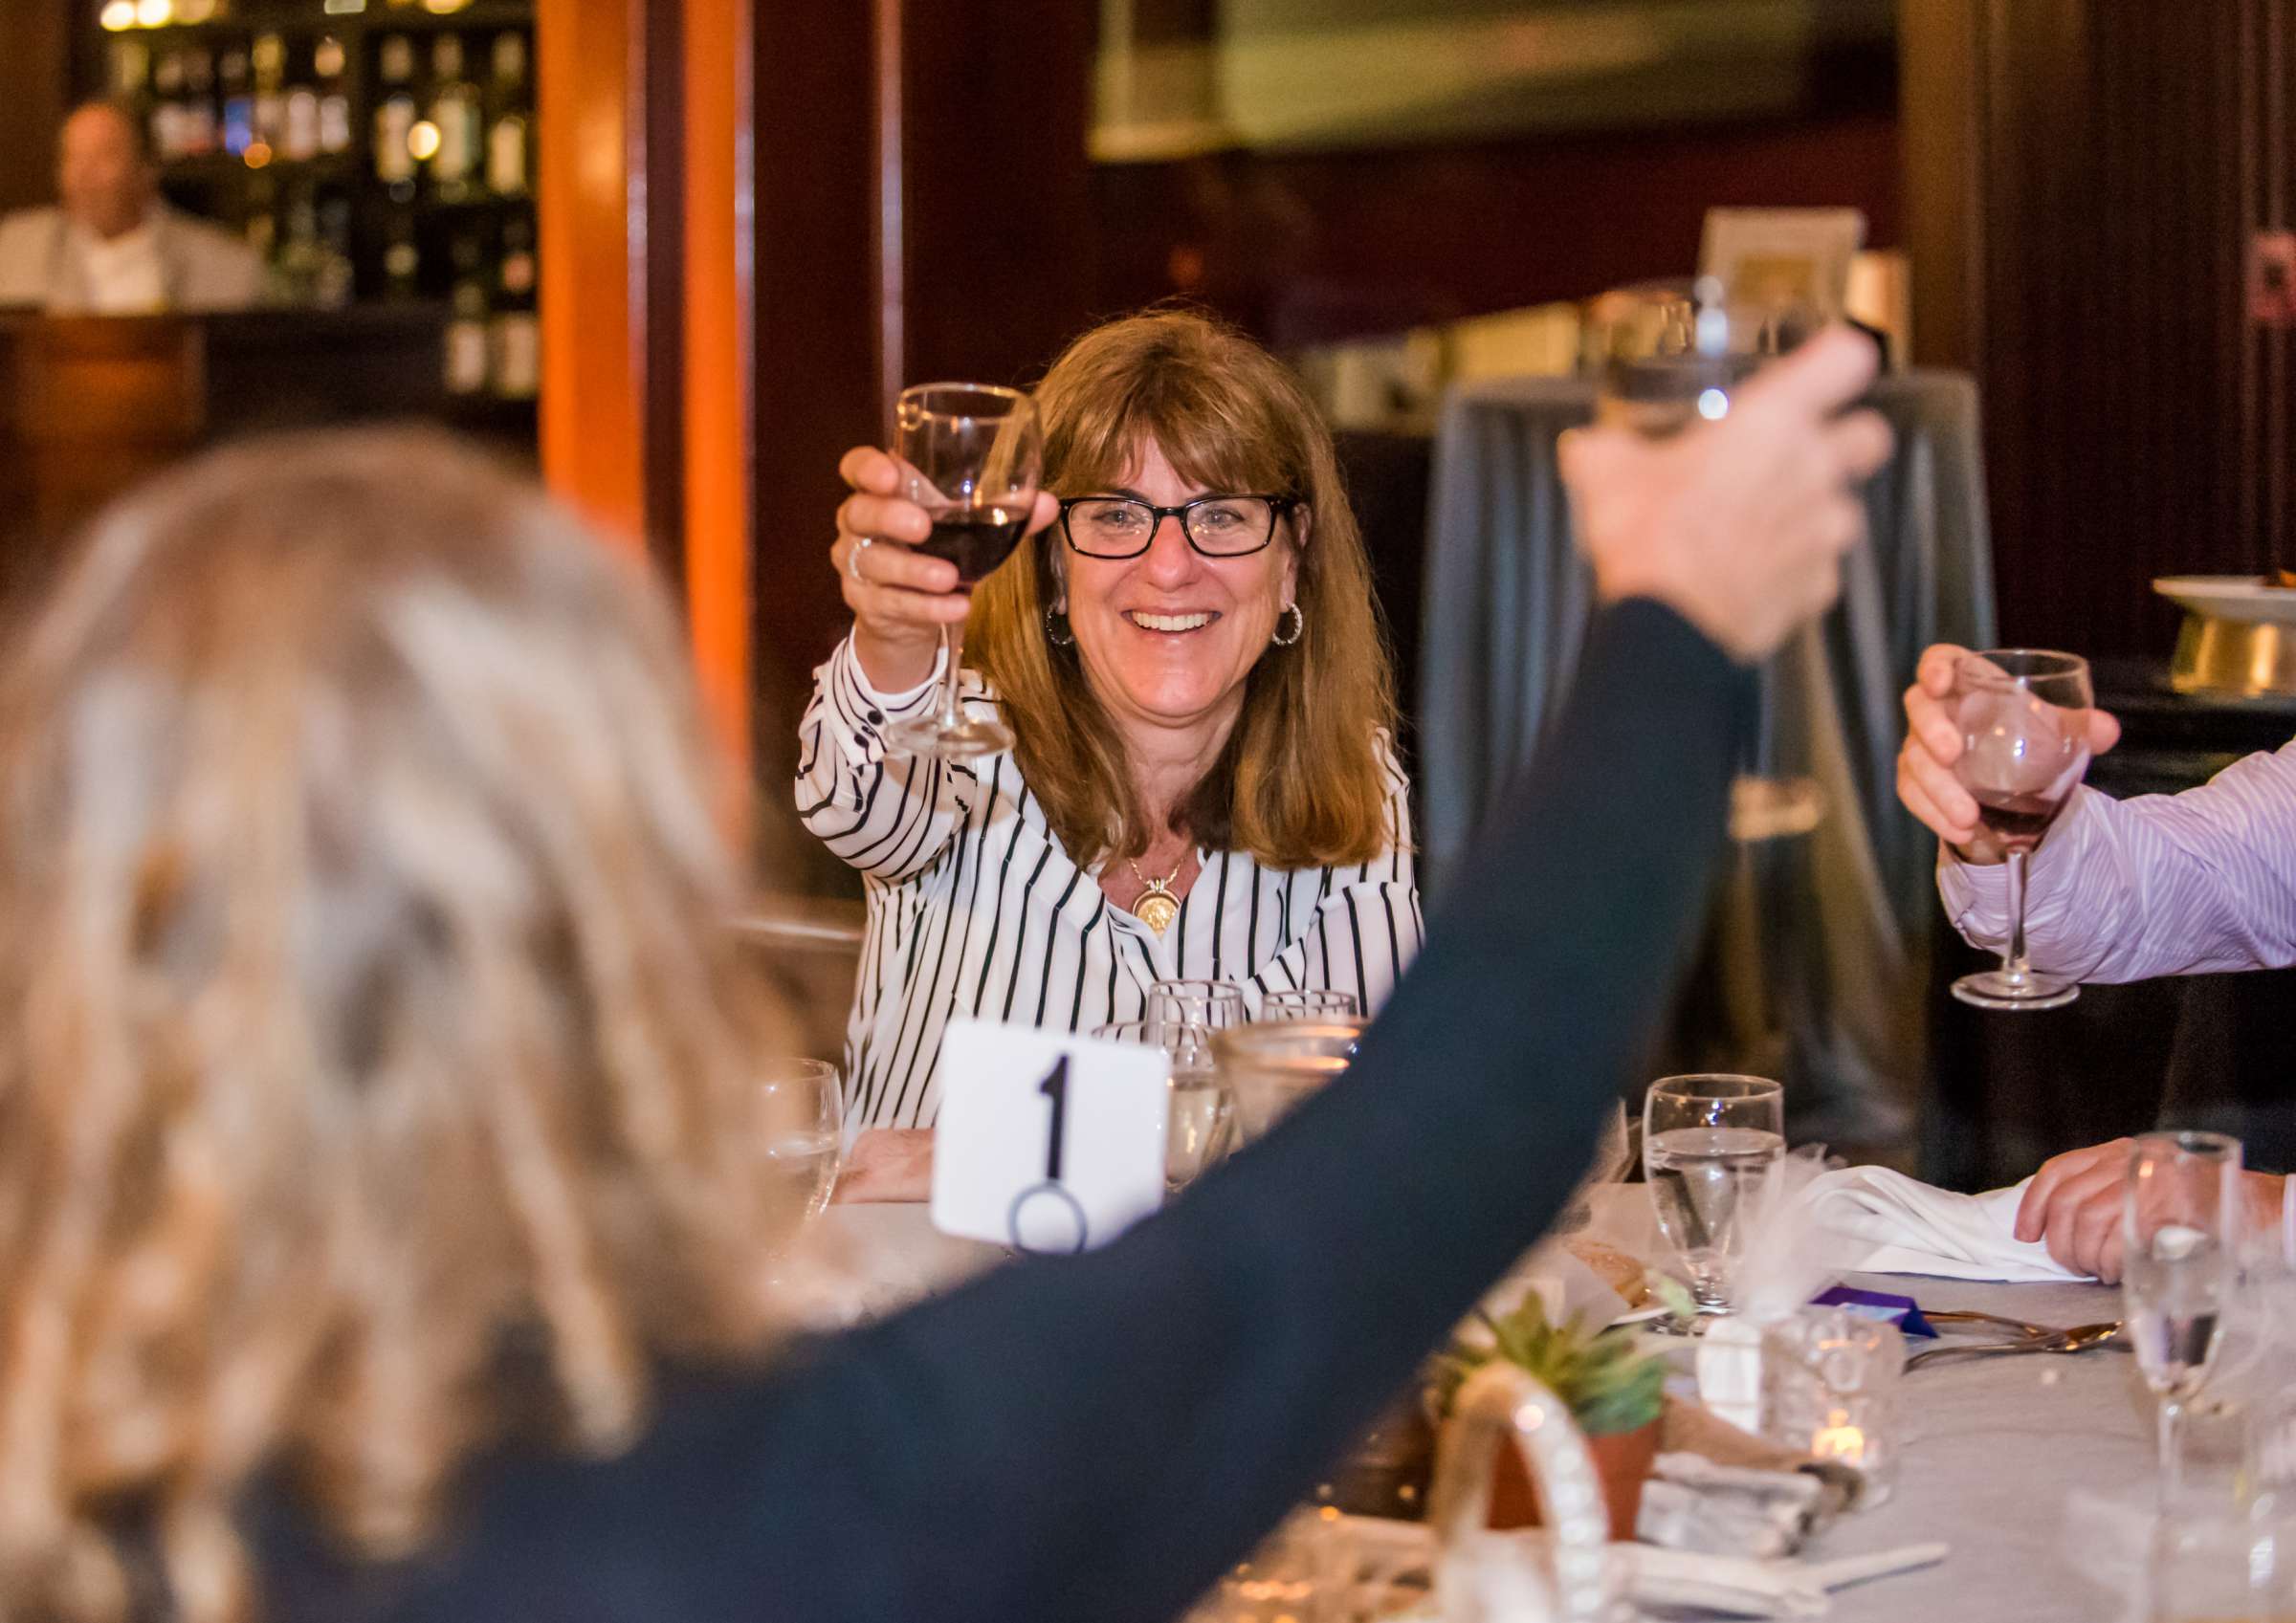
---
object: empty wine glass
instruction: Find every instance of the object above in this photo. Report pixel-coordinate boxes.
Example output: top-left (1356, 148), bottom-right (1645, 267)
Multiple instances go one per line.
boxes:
top-left (1949, 649), bottom-right (2094, 1011)
top-left (2125, 1130), bottom-right (2242, 1505)
top-left (1094, 1019), bottom-right (1234, 1194)
top-left (1643, 1074), bottom-right (1785, 1318)
top-left (760, 1057), bottom-right (845, 1222)
top-left (1261, 988), bottom-right (1360, 1021)
top-left (1588, 277), bottom-right (1828, 843)
top-left (882, 383), bottom-right (1044, 760)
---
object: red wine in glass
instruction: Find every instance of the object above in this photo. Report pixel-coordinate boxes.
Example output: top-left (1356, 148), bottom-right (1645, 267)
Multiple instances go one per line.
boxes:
top-left (1971, 779), bottom-right (2086, 852)
top-left (916, 505), bottom-right (1028, 588)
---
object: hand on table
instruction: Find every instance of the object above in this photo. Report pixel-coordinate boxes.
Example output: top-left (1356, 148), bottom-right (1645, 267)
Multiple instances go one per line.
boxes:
top-left (833, 1127), bottom-right (935, 1205)
top-left (1896, 643), bottom-right (2123, 865)
top-left (1560, 326), bottom-right (1894, 664)
top-left (2014, 1137), bottom-right (2284, 1282)
top-left (830, 447), bottom-right (1058, 693)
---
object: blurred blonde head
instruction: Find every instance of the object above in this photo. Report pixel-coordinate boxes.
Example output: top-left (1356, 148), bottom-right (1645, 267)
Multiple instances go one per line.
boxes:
top-left (967, 308), bottom-right (1400, 868)
top-left (0, 429), bottom-right (797, 1620)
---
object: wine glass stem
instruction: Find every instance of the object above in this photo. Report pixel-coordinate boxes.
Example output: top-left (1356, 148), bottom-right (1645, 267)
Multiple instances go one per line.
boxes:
top-left (2000, 847), bottom-right (2032, 985)
top-left (2159, 1396), bottom-right (2184, 1506)
top-left (936, 621), bottom-right (966, 733)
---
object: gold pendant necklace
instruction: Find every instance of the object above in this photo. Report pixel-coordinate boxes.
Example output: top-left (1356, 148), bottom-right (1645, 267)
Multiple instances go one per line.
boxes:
top-left (1127, 857), bottom-right (1184, 936)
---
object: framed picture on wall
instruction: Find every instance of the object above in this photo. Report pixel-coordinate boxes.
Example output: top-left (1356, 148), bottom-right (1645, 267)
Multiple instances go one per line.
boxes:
top-left (1699, 208), bottom-right (1867, 319)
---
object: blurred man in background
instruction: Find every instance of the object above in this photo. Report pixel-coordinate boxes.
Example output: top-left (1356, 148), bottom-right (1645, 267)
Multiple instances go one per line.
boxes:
top-left (0, 100), bottom-right (263, 314)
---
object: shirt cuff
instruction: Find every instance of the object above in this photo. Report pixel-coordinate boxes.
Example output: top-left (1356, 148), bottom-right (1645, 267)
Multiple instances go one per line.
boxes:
top-left (844, 633), bottom-right (943, 713)
top-left (1935, 785), bottom-right (2096, 938)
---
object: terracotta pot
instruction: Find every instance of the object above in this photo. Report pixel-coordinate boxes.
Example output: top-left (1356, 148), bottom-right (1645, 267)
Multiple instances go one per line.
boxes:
top-left (1485, 1416), bottom-right (1659, 1539)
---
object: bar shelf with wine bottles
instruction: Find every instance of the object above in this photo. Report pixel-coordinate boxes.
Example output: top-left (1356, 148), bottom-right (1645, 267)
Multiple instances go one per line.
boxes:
top-left (79, 0), bottom-right (541, 438)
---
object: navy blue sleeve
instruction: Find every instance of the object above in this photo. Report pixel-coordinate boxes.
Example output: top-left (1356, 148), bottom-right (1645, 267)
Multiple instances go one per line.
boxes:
top-left (266, 598), bottom-right (1753, 1623)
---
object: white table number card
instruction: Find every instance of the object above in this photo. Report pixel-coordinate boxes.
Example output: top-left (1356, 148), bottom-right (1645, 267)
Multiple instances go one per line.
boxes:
top-left (930, 1018), bottom-right (1170, 1254)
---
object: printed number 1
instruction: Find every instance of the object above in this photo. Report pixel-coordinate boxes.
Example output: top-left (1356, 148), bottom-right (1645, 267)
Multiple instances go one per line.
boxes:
top-left (1038, 1055), bottom-right (1071, 1180)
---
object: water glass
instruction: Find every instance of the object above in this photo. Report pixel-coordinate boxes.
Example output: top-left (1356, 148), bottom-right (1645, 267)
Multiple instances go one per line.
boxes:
top-left (2148, 1509), bottom-right (2296, 1622)
top-left (1642, 1074), bottom-right (1785, 1315)
top-left (759, 1057), bottom-right (844, 1221)
top-left (1762, 1307), bottom-right (1906, 1504)
top-left (1261, 988), bottom-right (1360, 1021)
top-left (1212, 1019), bottom-right (1363, 1144)
top-left (1093, 1020), bottom-right (1234, 1194)
top-left (1148, 978), bottom-right (1247, 1034)
top-left (2126, 1130), bottom-right (2242, 1503)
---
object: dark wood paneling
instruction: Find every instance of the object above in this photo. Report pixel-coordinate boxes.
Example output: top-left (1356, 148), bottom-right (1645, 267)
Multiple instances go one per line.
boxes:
top-left (1904, 0), bottom-right (2296, 658)
top-left (1092, 111), bottom-right (1903, 348)
top-left (0, 0), bottom-right (67, 217)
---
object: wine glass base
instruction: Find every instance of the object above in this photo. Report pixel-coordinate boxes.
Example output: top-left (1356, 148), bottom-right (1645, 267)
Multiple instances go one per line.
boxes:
top-left (883, 713), bottom-right (1014, 759)
top-left (1951, 970), bottom-right (2080, 1012)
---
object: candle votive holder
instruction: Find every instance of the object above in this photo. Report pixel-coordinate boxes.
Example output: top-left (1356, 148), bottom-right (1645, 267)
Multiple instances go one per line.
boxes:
top-left (1761, 1307), bottom-right (1906, 1505)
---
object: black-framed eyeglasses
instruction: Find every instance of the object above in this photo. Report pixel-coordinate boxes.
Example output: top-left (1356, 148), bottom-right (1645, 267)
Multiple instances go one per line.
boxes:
top-left (1056, 493), bottom-right (1298, 559)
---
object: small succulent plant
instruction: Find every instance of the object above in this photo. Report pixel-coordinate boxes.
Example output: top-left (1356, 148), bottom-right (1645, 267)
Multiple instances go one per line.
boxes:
top-left (1430, 1291), bottom-right (1667, 1438)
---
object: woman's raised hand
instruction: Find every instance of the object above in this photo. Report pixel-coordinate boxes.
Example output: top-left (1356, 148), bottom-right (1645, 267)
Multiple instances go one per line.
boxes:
top-left (831, 447), bottom-right (1058, 693)
top-left (1560, 327), bottom-right (1894, 664)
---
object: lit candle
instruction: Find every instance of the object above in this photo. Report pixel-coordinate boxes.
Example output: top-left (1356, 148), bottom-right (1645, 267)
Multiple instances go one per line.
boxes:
top-left (1811, 1411), bottom-right (1867, 1466)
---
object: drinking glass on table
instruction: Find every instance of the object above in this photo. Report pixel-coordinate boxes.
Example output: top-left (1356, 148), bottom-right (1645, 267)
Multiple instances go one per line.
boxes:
top-left (1261, 987), bottom-right (1360, 1021)
top-left (1147, 978), bottom-right (1247, 1035)
top-left (1643, 1073), bottom-right (1785, 1320)
top-left (1948, 649), bottom-right (2095, 1011)
top-left (1588, 277), bottom-right (1828, 843)
top-left (760, 1057), bottom-right (845, 1222)
top-left (881, 383), bottom-right (1044, 759)
top-left (2125, 1130), bottom-right (2242, 1505)
top-left (1094, 1020), bottom-right (1235, 1194)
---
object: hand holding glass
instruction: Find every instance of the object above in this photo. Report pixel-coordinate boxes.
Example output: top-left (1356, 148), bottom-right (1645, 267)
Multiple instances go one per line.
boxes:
top-left (882, 383), bottom-right (1043, 759)
top-left (1947, 649), bottom-right (2094, 1011)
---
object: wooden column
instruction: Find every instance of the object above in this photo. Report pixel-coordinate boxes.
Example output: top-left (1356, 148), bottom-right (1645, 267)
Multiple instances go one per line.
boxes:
top-left (0, 0), bottom-right (68, 216)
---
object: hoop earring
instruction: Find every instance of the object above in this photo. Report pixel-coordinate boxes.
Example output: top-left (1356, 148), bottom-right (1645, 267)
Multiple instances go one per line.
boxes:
top-left (1046, 606), bottom-right (1075, 647)
top-left (1271, 603), bottom-right (1304, 647)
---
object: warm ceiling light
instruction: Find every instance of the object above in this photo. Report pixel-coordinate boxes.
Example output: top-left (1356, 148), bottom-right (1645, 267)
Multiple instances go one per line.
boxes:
top-left (99, 0), bottom-right (137, 29)
top-left (133, 0), bottom-right (171, 24)
top-left (406, 121), bottom-right (441, 162)
top-left (174, 0), bottom-right (215, 18)
top-left (422, 0), bottom-right (472, 12)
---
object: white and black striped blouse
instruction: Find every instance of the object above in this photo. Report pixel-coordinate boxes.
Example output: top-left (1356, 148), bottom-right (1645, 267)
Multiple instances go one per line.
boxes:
top-left (796, 635), bottom-right (1425, 1135)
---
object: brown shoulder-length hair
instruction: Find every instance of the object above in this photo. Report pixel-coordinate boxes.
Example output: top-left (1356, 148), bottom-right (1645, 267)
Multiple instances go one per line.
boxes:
top-left (967, 308), bottom-right (1400, 869)
top-left (0, 429), bottom-right (800, 1621)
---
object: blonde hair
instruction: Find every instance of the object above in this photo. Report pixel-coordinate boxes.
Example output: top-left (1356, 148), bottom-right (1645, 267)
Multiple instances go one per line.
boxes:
top-left (967, 309), bottom-right (1400, 868)
top-left (0, 429), bottom-right (799, 1620)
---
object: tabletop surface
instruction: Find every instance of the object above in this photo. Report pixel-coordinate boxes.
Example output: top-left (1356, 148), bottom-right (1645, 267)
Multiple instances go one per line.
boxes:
top-left (815, 1188), bottom-right (2161, 1622)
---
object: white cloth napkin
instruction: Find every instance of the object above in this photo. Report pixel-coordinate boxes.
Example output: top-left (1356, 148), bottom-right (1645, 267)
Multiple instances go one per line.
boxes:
top-left (1799, 1166), bottom-right (2088, 1283)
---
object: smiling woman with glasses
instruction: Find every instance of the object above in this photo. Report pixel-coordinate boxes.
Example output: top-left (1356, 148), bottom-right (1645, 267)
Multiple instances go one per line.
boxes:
top-left (806, 308), bottom-right (1417, 1183)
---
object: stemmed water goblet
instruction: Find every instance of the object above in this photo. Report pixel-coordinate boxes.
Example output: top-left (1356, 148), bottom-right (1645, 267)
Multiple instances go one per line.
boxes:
top-left (2124, 1130), bottom-right (2241, 1504)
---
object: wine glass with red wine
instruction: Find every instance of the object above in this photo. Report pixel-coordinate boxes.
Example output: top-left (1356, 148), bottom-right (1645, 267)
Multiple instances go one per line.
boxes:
top-left (882, 383), bottom-right (1043, 759)
top-left (1949, 648), bottom-right (2094, 1011)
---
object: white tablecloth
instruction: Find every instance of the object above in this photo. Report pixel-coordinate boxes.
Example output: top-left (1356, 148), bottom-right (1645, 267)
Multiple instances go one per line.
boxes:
top-left (817, 1189), bottom-right (2157, 1621)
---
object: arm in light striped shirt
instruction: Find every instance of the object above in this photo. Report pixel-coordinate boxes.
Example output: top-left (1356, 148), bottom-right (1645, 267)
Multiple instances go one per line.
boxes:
top-left (1248, 735), bottom-right (1425, 1014)
top-left (1937, 735), bottom-right (2296, 980)
top-left (794, 634), bottom-right (971, 884)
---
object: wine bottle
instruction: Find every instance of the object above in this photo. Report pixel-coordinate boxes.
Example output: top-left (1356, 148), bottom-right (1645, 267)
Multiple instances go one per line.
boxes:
top-left (373, 36), bottom-right (418, 192)
top-left (483, 33), bottom-right (532, 197)
top-left (382, 208), bottom-right (421, 301)
top-left (444, 233), bottom-right (492, 396)
top-left (315, 36), bottom-right (352, 156)
top-left (490, 209), bottom-right (540, 399)
top-left (250, 33), bottom-right (285, 149)
top-left (219, 44), bottom-right (253, 159)
top-left (428, 35), bottom-right (483, 203)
